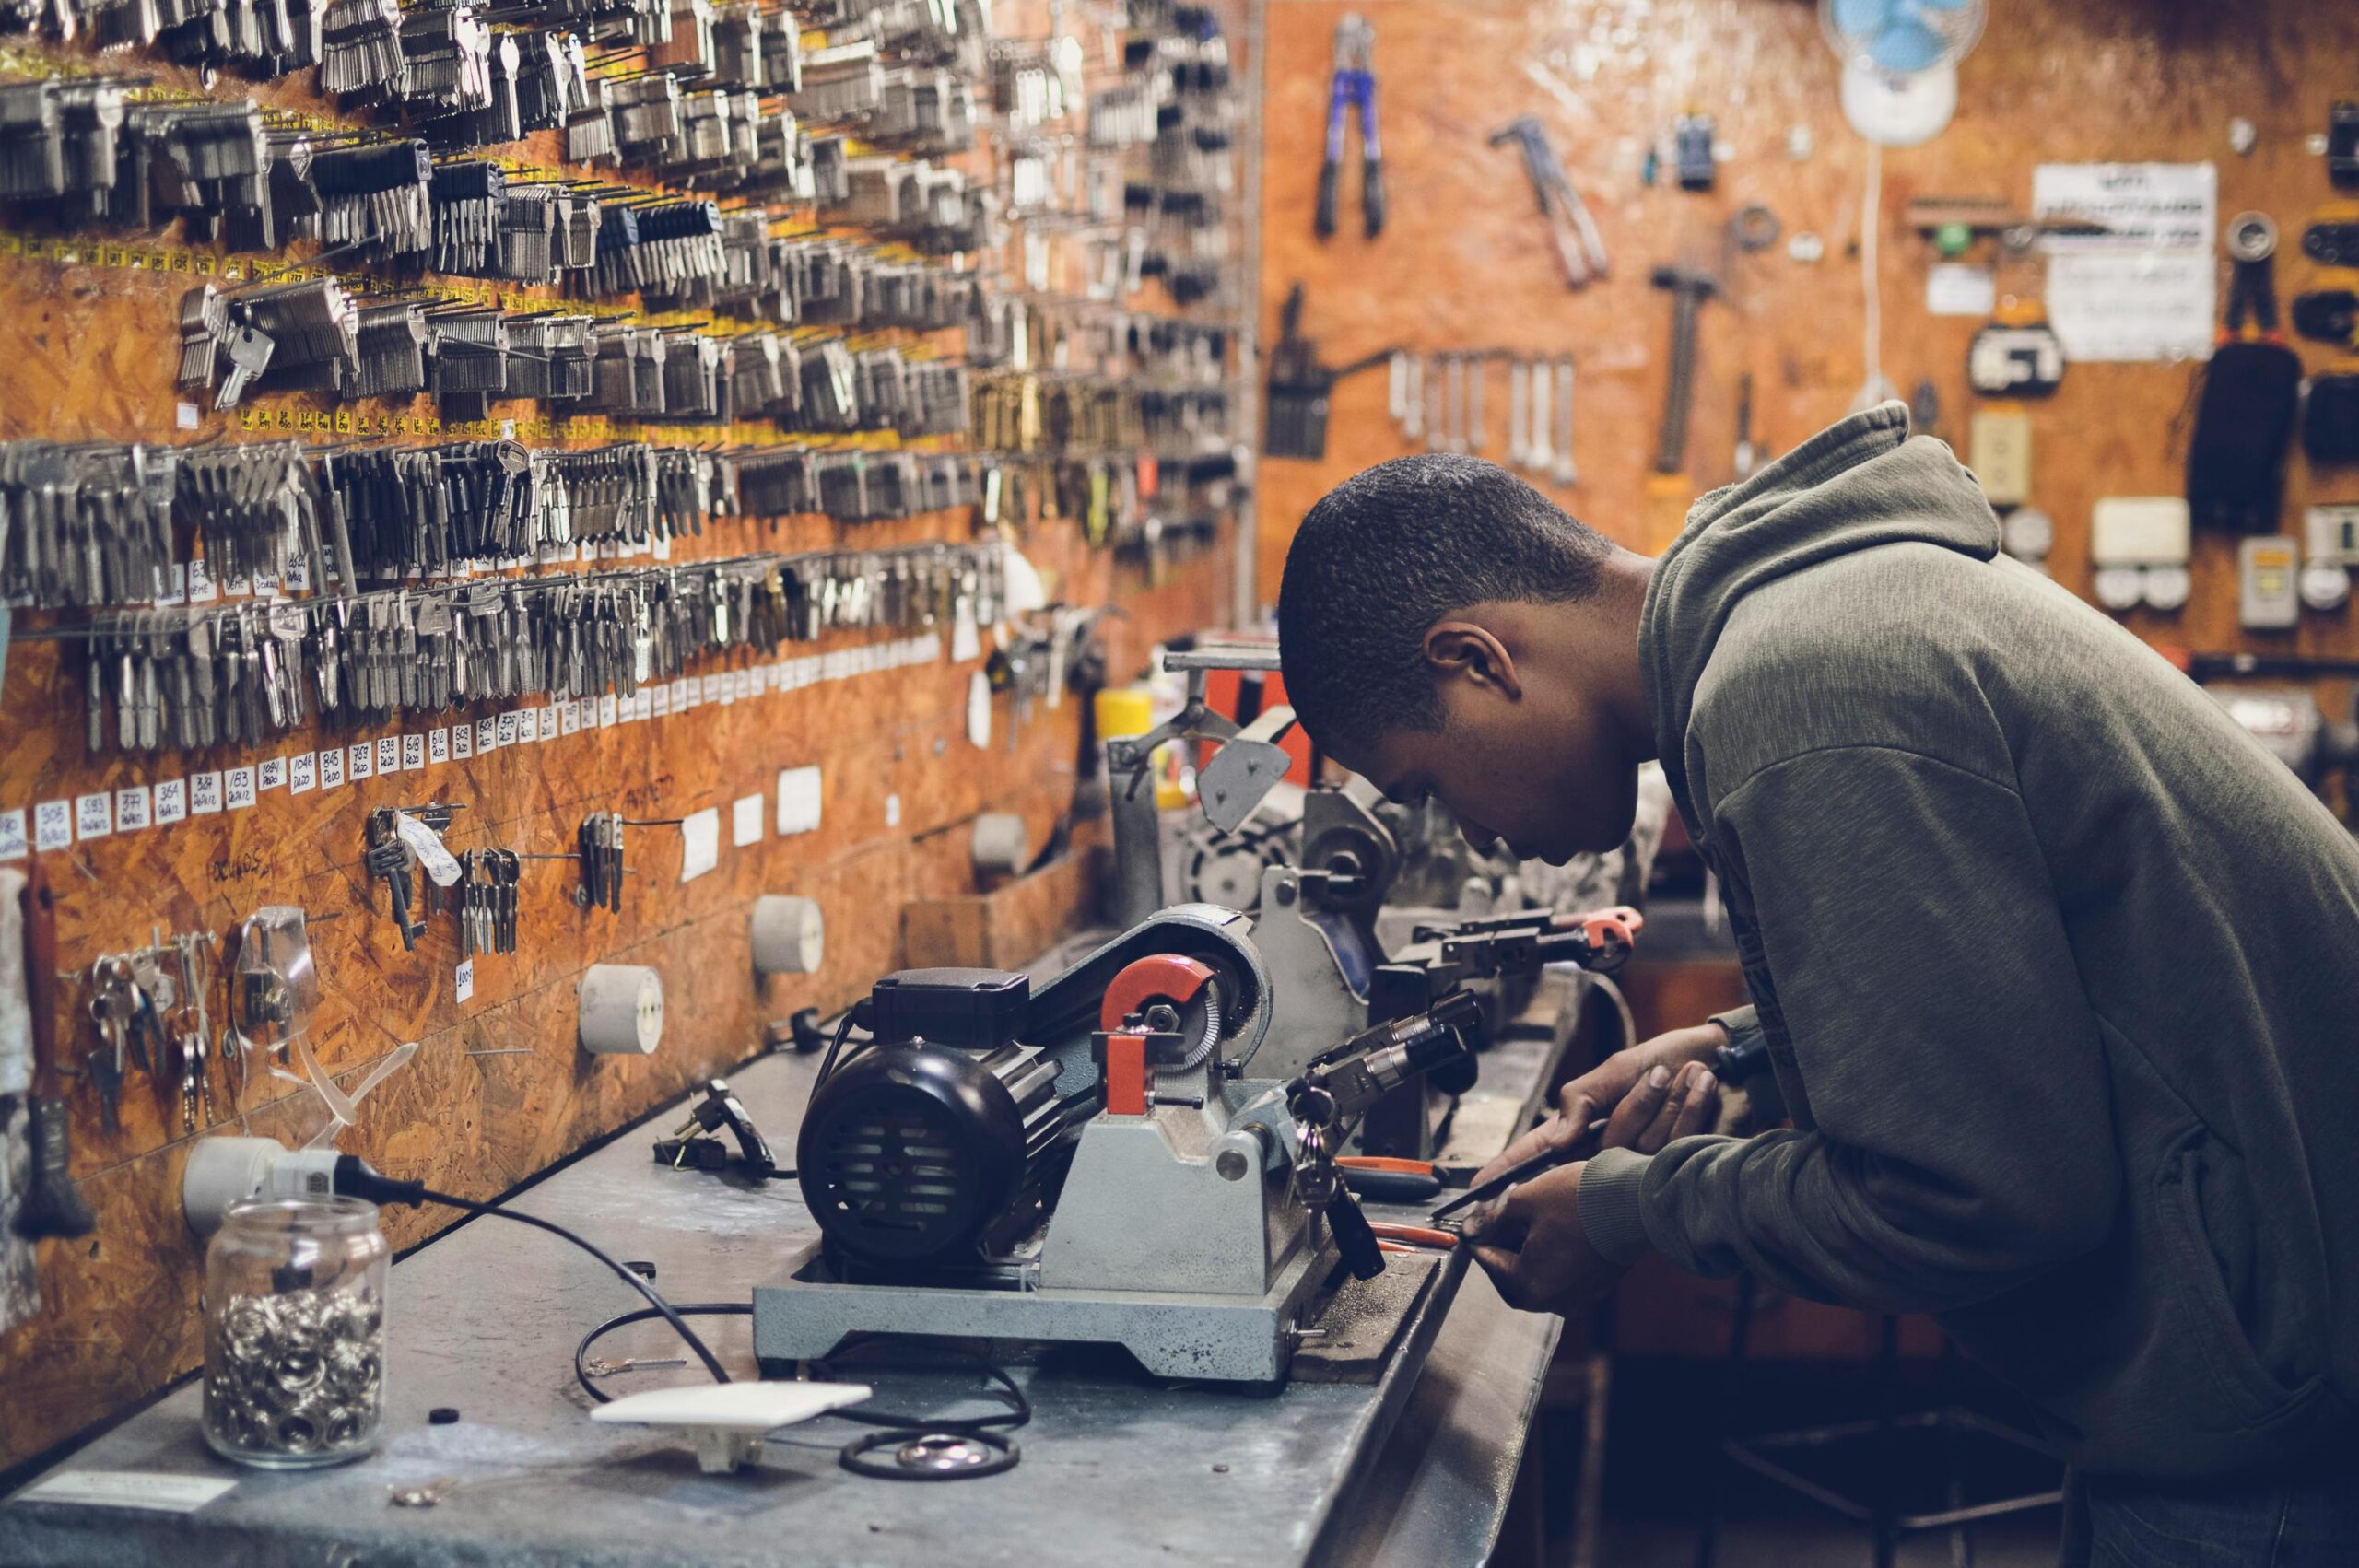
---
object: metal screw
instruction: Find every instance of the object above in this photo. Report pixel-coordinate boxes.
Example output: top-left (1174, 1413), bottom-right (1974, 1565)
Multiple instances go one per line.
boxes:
top-left (1215, 1150), bottom-right (1249, 1181)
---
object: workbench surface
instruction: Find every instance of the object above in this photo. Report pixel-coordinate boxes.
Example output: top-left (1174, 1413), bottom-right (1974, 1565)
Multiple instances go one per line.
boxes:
top-left (2, 973), bottom-right (1577, 1568)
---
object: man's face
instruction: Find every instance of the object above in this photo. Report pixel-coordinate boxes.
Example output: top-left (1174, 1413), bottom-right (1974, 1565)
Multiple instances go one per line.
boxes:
top-left (1338, 669), bottom-right (1640, 865)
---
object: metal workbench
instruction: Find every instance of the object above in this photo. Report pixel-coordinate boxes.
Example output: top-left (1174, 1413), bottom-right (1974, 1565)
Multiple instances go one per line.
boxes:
top-left (1, 971), bottom-right (1579, 1568)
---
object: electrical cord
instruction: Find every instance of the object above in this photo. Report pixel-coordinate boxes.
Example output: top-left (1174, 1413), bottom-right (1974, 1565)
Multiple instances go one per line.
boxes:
top-left (573, 1311), bottom-right (1031, 1480)
top-left (813, 1005), bottom-right (869, 1090)
top-left (574, 1303), bottom-right (749, 1405)
top-left (333, 1163), bottom-right (736, 1390)
top-left (409, 1187), bottom-right (734, 1389)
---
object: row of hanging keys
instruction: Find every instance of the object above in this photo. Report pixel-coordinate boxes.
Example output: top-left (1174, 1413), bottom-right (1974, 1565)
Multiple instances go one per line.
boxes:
top-left (0, 432), bottom-right (1000, 612)
top-left (76, 540), bottom-right (1008, 752)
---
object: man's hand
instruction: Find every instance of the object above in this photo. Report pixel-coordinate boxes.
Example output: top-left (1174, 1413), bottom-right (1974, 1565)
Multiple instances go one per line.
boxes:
top-left (1473, 1044), bottom-right (1724, 1189)
top-left (1464, 1057), bottom-right (1719, 1317)
top-left (1463, 1163), bottom-right (1623, 1314)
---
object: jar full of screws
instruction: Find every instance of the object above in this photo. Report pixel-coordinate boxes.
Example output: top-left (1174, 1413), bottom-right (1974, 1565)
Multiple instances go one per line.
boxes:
top-left (202, 1197), bottom-right (389, 1469)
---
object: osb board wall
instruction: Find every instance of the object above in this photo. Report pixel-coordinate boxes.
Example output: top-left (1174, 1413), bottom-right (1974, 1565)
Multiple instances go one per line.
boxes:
top-left (1255, 0), bottom-right (2359, 727)
top-left (0, 14), bottom-right (1242, 1473)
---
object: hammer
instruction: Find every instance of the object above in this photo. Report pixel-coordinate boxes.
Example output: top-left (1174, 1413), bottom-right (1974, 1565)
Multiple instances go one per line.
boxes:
top-left (1650, 264), bottom-right (1722, 475)
top-left (15, 858), bottom-right (94, 1240)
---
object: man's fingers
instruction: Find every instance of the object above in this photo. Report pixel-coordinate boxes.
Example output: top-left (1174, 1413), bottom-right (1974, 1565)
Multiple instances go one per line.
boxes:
top-left (1669, 1071), bottom-right (1718, 1141)
top-left (1602, 1064), bottom-right (1673, 1149)
top-left (1473, 1095), bottom-right (1594, 1188)
top-left (1470, 1245), bottom-right (1532, 1310)
top-left (1635, 1063), bottom-right (1700, 1153)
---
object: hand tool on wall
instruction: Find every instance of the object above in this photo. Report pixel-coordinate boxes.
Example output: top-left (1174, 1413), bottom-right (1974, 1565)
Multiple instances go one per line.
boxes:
top-left (1732, 371), bottom-right (1758, 481)
top-left (2188, 211), bottom-right (2301, 536)
top-left (1314, 14), bottom-right (1383, 240)
top-left (1643, 263), bottom-right (1721, 549)
top-left (1265, 283), bottom-right (1399, 461)
top-left (1489, 115), bottom-right (1610, 288)
top-left (15, 860), bottom-right (95, 1241)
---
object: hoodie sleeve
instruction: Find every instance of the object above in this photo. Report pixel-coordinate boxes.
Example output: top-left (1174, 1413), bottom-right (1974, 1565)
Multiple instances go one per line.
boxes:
top-left (1576, 743), bottom-right (2118, 1315)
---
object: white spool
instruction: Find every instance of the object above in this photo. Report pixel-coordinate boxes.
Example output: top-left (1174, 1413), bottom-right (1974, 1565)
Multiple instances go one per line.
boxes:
top-left (970, 813), bottom-right (1029, 877)
top-left (580, 965), bottom-right (664, 1056)
top-left (751, 895), bottom-right (826, 977)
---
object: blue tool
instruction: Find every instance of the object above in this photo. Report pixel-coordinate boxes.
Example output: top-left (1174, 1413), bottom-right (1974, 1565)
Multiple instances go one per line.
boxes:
top-left (1315, 14), bottom-right (1383, 240)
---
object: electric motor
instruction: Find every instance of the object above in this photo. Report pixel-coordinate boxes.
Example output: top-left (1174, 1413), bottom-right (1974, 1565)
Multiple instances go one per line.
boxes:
top-left (798, 968), bottom-right (1082, 1270)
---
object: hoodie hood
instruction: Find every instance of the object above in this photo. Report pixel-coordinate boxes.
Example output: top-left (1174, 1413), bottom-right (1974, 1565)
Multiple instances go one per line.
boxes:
top-left (1638, 402), bottom-right (2001, 818)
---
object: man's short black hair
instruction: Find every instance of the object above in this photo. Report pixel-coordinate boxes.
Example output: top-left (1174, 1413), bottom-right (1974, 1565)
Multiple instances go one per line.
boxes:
top-left (1277, 453), bottom-right (1611, 753)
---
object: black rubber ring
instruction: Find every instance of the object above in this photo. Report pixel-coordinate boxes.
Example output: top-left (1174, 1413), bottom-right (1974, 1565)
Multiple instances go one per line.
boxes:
top-left (839, 1429), bottom-right (1020, 1481)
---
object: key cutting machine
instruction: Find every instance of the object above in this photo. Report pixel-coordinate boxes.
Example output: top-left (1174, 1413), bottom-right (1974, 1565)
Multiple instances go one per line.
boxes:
top-left (753, 905), bottom-right (1485, 1383)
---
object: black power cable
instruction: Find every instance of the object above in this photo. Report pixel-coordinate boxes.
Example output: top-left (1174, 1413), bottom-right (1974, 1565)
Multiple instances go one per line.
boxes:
top-left (331, 1161), bottom-right (735, 1390)
top-left (409, 1187), bottom-right (734, 1389)
top-left (572, 1310), bottom-right (1030, 1479)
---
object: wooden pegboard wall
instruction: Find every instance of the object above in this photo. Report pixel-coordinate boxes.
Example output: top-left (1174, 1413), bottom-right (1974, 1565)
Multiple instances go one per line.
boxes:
top-left (0, 0), bottom-right (1250, 1472)
top-left (1254, 0), bottom-right (2359, 756)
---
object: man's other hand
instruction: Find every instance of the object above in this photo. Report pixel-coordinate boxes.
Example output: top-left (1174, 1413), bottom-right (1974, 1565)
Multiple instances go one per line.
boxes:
top-left (1473, 1048), bottom-right (1723, 1189)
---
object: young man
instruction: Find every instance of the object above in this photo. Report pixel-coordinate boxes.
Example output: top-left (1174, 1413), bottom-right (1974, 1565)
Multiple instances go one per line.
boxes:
top-left (1276, 405), bottom-right (2358, 1562)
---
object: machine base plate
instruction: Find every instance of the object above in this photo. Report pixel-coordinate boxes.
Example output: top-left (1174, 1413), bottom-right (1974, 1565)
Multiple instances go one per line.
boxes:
top-left (753, 1239), bottom-right (1330, 1383)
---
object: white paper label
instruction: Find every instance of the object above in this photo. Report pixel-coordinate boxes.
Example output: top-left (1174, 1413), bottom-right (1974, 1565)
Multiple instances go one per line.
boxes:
top-left (951, 597), bottom-right (981, 661)
top-left (403, 734), bottom-right (425, 771)
top-left (776, 766), bottom-right (823, 836)
top-left (680, 807), bottom-right (721, 883)
top-left (75, 792), bottom-right (111, 839)
top-left (376, 737), bottom-right (400, 774)
top-left (258, 757), bottom-right (285, 792)
top-left (599, 694), bottom-right (618, 728)
top-left (190, 774), bottom-right (222, 815)
top-left (496, 713), bottom-right (517, 748)
top-left (1926, 263), bottom-right (1996, 317)
top-left (0, 809), bottom-right (27, 859)
top-left (113, 787), bottom-right (150, 833)
top-left (224, 769), bottom-right (257, 810)
top-left (288, 754), bottom-right (315, 795)
top-left (12, 1469), bottom-right (237, 1514)
top-left (454, 722), bottom-right (475, 760)
top-left (347, 743), bottom-right (372, 781)
top-left (732, 794), bottom-right (764, 848)
top-left (429, 728), bottom-right (451, 765)
top-left (153, 780), bottom-right (186, 825)
top-left (537, 707), bottom-right (557, 743)
top-left (394, 813), bottom-right (462, 887)
top-left (651, 684), bottom-right (671, 719)
top-left (559, 701), bottom-right (580, 736)
top-left (455, 958), bottom-right (475, 1002)
top-left (2033, 162), bottom-right (2217, 362)
top-left (33, 801), bottom-right (71, 851)
top-left (885, 793), bottom-right (902, 828)
top-left (317, 750), bottom-right (344, 791)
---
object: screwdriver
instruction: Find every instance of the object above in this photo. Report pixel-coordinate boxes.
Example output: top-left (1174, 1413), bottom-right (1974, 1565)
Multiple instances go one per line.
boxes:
top-left (1428, 1117), bottom-right (1609, 1223)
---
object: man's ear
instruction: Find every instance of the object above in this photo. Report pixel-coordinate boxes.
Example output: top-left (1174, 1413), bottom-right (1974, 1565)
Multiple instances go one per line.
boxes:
top-left (1423, 622), bottom-right (1522, 700)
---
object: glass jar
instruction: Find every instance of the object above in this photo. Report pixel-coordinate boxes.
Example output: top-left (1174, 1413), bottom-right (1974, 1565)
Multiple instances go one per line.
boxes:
top-left (202, 1197), bottom-right (388, 1469)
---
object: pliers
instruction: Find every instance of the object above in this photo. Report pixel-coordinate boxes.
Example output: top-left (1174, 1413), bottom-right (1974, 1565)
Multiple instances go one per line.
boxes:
top-left (1316, 14), bottom-right (1384, 240)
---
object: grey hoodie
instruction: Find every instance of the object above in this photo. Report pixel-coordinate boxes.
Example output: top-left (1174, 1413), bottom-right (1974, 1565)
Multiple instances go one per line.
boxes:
top-left (1579, 404), bottom-right (2359, 1478)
